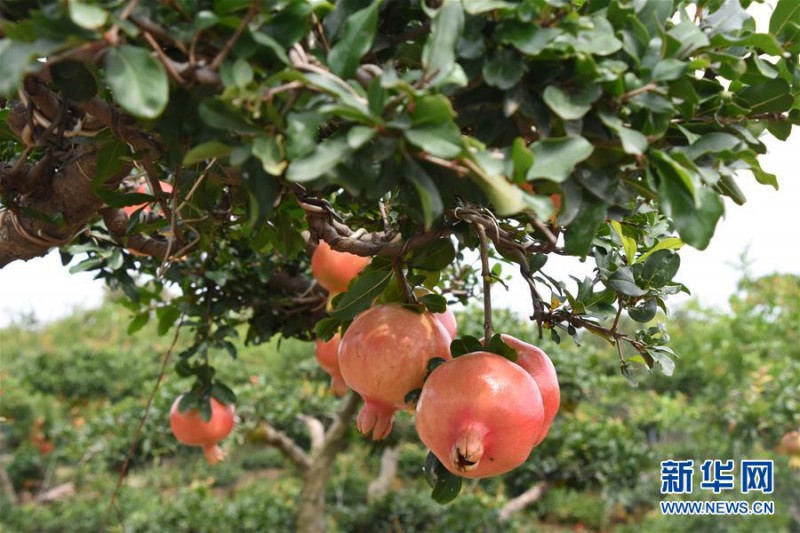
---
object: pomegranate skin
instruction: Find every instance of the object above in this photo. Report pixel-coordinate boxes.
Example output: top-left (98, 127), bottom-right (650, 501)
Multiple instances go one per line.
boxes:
top-left (497, 334), bottom-right (560, 445)
top-left (338, 303), bottom-right (452, 440)
top-left (170, 396), bottom-right (235, 464)
top-left (415, 352), bottom-right (545, 479)
top-left (311, 241), bottom-right (371, 294)
top-left (123, 181), bottom-right (173, 217)
top-left (314, 334), bottom-right (348, 396)
top-left (435, 307), bottom-right (458, 340)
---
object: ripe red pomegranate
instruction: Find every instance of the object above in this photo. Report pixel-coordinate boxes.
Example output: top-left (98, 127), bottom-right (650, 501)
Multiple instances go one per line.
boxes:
top-left (169, 396), bottom-right (235, 464)
top-left (494, 334), bottom-right (560, 444)
top-left (314, 333), bottom-right (348, 396)
top-left (415, 351), bottom-right (545, 478)
top-left (434, 307), bottom-right (458, 340)
top-left (311, 240), bottom-right (371, 294)
top-left (338, 303), bottom-right (452, 440)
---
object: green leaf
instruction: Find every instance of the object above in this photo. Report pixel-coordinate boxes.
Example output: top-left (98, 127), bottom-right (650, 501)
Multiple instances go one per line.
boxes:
top-left (231, 58), bottom-right (254, 88)
top-left (608, 266), bottom-right (648, 297)
top-left (404, 95), bottom-right (463, 158)
top-left (314, 317), bottom-right (342, 341)
top-left (770, 0), bottom-right (800, 36)
top-left (609, 220), bottom-right (636, 264)
top-left (329, 267), bottom-right (393, 320)
top-left (641, 250), bottom-right (680, 288)
top-left (665, 21), bottom-right (710, 59)
top-left (199, 99), bottom-right (262, 134)
top-left (347, 126), bottom-right (375, 150)
top-left (422, 0), bottom-right (464, 86)
top-left (127, 312), bottom-right (150, 335)
top-left (543, 85), bottom-right (601, 120)
top-left (403, 157), bottom-right (443, 230)
top-left (485, 334), bottom-right (517, 362)
top-left (251, 31), bottom-right (290, 64)
top-left (511, 138), bottom-right (533, 181)
top-left (527, 137), bottom-right (594, 183)
top-left (651, 59), bottom-right (687, 81)
top-left (327, 0), bottom-right (381, 78)
top-left (651, 150), bottom-right (697, 198)
top-left (252, 136), bottom-right (286, 175)
top-left (450, 336), bottom-right (483, 357)
top-left (408, 239), bottom-right (456, 271)
top-left (50, 60), bottom-right (97, 101)
top-left (211, 382), bottom-right (237, 405)
top-left (649, 348), bottom-right (675, 376)
top-left (104, 46), bottom-right (169, 119)
top-left (598, 112), bottom-right (648, 155)
top-left (628, 298), bottom-right (657, 323)
top-left (634, 238), bottom-right (684, 264)
top-left (659, 182), bottom-right (725, 250)
top-left (482, 47), bottom-right (523, 90)
top-left (93, 140), bottom-right (130, 184)
top-left (286, 136), bottom-right (352, 182)
top-left (499, 24), bottom-right (560, 55)
top-left (469, 153), bottom-right (527, 216)
top-left (564, 191), bottom-right (606, 257)
top-left (183, 140), bottom-right (232, 165)
top-left (463, 0), bottom-right (516, 14)
top-left (419, 294), bottom-right (447, 314)
top-left (69, 1), bottom-right (108, 29)
top-left (156, 306), bottom-right (181, 336)
top-left (736, 79), bottom-right (794, 114)
top-left (424, 451), bottom-right (462, 504)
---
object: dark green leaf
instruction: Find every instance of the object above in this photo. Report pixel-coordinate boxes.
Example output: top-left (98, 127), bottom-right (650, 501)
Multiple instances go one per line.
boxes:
top-left (287, 136), bottom-right (352, 182)
top-left (649, 348), bottom-right (675, 376)
top-left (450, 336), bottom-right (483, 357)
top-left (93, 140), bottom-right (130, 184)
top-left (329, 267), bottom-right (393, 320)
top-left (422, 0), bottom-right (464, 85)
top-left (183, 140), bottom-right (233, 166)
top-left (211, 382), bottom-right (237, 405)
top-left (527, 136), bottom-right (594, 183)
top-left (315, 317), bottom-right (342, 341)
top-left (608, 266), bottom-right (648, 297)
top-left (543, 85), bottom-right (601, 120)
top-left (199, 99), bottom-right (262, 134)
top-left (482, 47), bottom-right (523, 90)
top-left (424, 451), bottom-right (463, 504)
top-left (408, 239), bottom-right (456, 271)
top-left (156, 306), bottom-right (181, 336)
top-left (485, 334), bottom-right (517, 361)
top-left (736, 79), bottom-right (793, 114)
top-left (641, 250), bottom-right (680, 288)
top-left (105, 46), bottom-right (168, 119)
top-left (403, 157), bottom-right (444, 229)
top-left (419, 293), bottom-right (447, 314)
top-left (659, 179), bottom-right (725, 250)
top-left (68, 2), bottom-right (108, 29)
top-left (628, 298), bottom-right (657, 323)
top-left (327, 0), bottom-right (381, 78)
top-left (127, 312), bottom-right (150, 335)
top-left (563, 191), bottom-right (607, 257)
top-left (770, 0), bottom-right (800, 36)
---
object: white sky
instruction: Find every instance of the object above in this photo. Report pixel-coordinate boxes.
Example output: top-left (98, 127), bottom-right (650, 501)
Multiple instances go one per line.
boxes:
top-left (0, 2), bottom-right (797, 327)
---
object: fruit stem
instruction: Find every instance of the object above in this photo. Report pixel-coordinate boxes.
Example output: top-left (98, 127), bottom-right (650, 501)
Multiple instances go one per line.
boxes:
top-left (475, 224), bottom-right (494, 346)
top-left (393, 257), bottom-right (415, 304)
top-left (451, 425), bottom-right (487, 473)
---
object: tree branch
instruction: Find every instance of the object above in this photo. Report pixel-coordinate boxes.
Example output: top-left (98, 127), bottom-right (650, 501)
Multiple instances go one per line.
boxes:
top-left (258, 422), bottom-right (311, 472)
top-left (499, 481), bottom-right (551, 521)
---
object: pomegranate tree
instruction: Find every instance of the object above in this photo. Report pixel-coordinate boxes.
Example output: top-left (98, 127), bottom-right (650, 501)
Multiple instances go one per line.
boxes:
top-left (338, 303), bottom-right (452, 440)
top-left (314, 333), bottom-right (348, 396)
top-left (169, 396), bottom-right (235, 465)
top-left (310, 240), bottom-right (371, 294)
top-left (415, 351), bottom-right (545, 478)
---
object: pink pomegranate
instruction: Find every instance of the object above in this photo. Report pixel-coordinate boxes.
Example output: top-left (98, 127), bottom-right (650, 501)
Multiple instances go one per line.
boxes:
top-left (169, 396), bottom-right (235, 465)
top-left (338, 303), bottom-right (452, 440)
top-left (415, 351), bottom-right (545, 478)
top-left (314, 333), bottom-right (348, 396)
top-left (435, 307), bottom-right (458, 340)
top-left (495, 334), bottom-right (560, 444)
top-left (311, 240), bottom-right (371, 294)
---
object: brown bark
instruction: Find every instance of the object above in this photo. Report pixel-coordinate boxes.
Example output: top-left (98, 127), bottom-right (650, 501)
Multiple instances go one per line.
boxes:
top-left (498, 481), bottom-right (551, 522)
top-left (367, 446), bottom-right (400, 503)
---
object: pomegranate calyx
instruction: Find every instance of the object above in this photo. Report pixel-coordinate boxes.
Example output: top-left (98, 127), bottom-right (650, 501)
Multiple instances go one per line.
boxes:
top-left (202, 444), bottom-right (226, 465)
top-left (451, 425), bottom-right (487, 472)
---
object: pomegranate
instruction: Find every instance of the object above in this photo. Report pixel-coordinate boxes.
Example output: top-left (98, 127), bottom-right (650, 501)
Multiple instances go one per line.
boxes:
top-left (415, 352), bottom-right (545, 478)
top-left (338, 303), bottom-right (452, 440)
top-left (435, 307), bottom-right (458, 340)
top-left (314, 333), bottom-right (348, 396)
top-left (494, 334), bottom-right (560, 444)
top-left (123, 181), bottom-right (173, 218)
top-left (311, 240), bottom-right (371, 294)
top-left (169, 395), bottom-right (235, 464)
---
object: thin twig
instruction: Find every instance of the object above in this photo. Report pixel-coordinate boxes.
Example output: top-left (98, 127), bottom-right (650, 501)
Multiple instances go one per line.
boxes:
top-left (210, 1), bottom-right (261, 70)
top-left (109, 319), bottom-right (183, 527)
top-left (475, 224), bottom-right (494, 345)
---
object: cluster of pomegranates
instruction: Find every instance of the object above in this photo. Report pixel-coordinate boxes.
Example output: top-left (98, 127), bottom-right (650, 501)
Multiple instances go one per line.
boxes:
top-left (168, 240), bottom-right (560, 478)
top-left (311, 240), bottom-right (561, 479)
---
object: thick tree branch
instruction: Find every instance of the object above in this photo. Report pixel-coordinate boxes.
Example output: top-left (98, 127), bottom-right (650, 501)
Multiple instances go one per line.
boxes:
top-left (499, 481), bottom-right (551, 521)
top-left (258, 422), bottom-right (311, 472)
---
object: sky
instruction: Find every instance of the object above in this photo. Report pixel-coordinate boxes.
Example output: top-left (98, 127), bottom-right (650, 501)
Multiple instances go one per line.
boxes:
top-left (0, 2), bottom-right (798, 327)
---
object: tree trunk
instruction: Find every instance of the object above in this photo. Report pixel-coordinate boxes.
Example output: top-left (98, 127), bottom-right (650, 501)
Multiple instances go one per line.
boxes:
top-left (295, 391), bottom-right (361, 533)
top-left (367, 446), bottom-right (399, 503)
